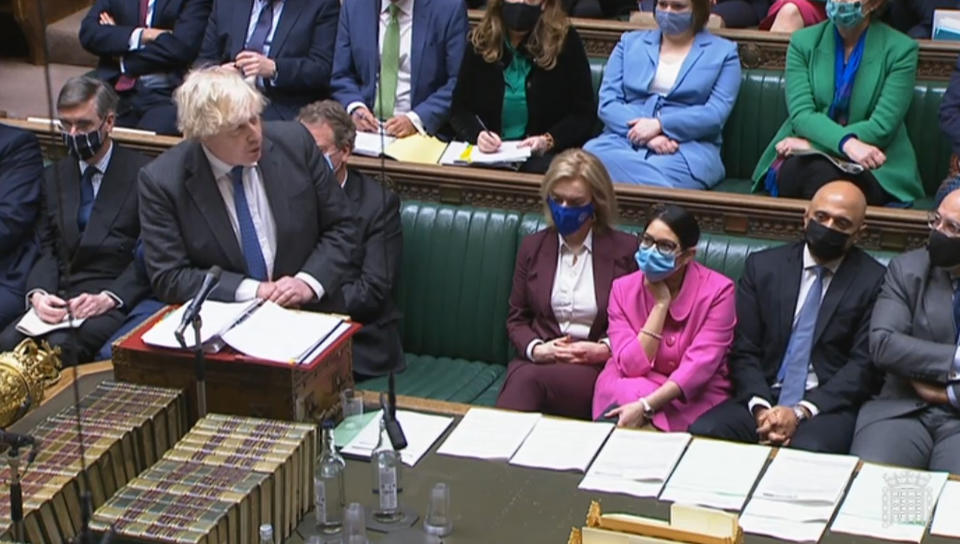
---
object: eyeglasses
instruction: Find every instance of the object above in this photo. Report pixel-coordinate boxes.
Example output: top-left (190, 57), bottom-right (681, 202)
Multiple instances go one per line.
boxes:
top-left (638, 233), bottom-right (680, 255)
top-left (928, 211), bottom-right (960, 238)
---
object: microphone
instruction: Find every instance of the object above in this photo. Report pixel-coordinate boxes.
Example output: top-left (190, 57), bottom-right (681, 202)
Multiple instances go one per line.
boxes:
top-left (175, 266), bottom-right (222, 347)
top-left (0, 430), bottom-right (35, 449)
top-left (383, 372), bottom-right (407, 451)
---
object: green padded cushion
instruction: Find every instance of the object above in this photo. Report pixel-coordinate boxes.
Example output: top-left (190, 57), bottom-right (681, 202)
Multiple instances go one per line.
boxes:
top-left (472, 372), bottom-right (507, 407)
top-left (358, 353), bottom-right (505, 403)
top-left (712, 178), bottom-right (754, 194)
top-left (589, 57), bottom-right (605, 99)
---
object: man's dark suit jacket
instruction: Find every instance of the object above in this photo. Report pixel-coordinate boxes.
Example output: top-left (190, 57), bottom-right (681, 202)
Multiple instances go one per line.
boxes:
top-left (729, 242), bottom-right (885, 414)
top-left (30, 144), bottom-right (152, 306)
top-left (79, 0), bottom-right (211, 84)
top-left (940, 54), bottom-right (960, 158)
top-left (138, 121), bottom-right (357, 309)
top-left (0, 125), bottom-right (43, 326)
top-left (506, 227), bottom-right (637, 357)
top-left (342, 169), bottom-right (403, 377)
top-left (197, 0), bottom-right (340, 120)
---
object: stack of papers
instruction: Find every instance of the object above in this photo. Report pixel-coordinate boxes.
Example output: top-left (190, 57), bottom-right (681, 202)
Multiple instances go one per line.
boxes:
top-left (509, 417), bottom-right (613, 472)
top-left (659, 439), bottom-right (771, 511)
top-left (739, 449), bottom-right (858, 542)
top-left (353, 130), bottom-right (396, 157)
top-left (340, 410), bottom-right (454, 467)
top-left (436, 408), bottom-right (540, 460)
top-left (931, 480), bottom-right (960, 538)
top-left (579, 430), bottom-right (691, 498)
top-left (16, 308), bottom-right (85, 336)
top-left (386, 134), bottom-right (449, 164)
top-left (439, 141), bottom-right (531, 166)
top-left (831, 463), bottom-right (948, 543)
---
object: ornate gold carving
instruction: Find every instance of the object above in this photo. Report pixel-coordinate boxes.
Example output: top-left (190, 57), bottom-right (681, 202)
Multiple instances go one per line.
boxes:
top-left (0, 339), bottom-right (62, 427)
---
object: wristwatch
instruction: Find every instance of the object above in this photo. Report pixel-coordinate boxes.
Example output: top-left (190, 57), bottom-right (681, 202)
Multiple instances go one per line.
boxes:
top-left (640, 398), bottom-right (656, 419)
top-left (792, 405), bottom-right (809, 423)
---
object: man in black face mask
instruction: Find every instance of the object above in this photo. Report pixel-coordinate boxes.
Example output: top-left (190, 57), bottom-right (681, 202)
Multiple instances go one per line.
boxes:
top-left (690, 181), bottom-right (885, 453)
top-left (850, 189), bottom-right (960, 474)
top-left (0, 76), bottom-right (151, 366)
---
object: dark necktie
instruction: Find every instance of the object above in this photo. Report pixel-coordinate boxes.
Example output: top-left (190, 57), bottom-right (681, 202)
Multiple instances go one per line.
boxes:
top-left (230, 166), bottom-right (269, 281)
top-left (115, 0), bottom-right (150, 92)
top-left (77, 166), bottom-right (99, 232)
top-left (245, 0), bottom-right (276, 54)
top-left (777, 265), bottom-right (825, 406)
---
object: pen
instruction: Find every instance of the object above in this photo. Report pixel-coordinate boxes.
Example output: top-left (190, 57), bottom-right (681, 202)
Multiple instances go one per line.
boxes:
top-left (474, 114), bottom-right (490, 135)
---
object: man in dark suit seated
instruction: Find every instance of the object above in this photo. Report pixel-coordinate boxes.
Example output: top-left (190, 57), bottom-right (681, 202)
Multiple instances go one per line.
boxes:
top-left (298, 100), bottom-right (404, 379)
top-left (331, 0), bottom-right (468, 138)
top-left (196, 0), bottom-right (340, 121)
top-left (689, 181), bottom-right (885, 453)
top-left (850, 188), bottom-right (960, 474)
top-left (0, 77), bottom-right (152, 365)
top-left (0, 125), bottom-right (43, 331)
top-left (138, 68), bottom-right (357, 313)
top-left (79, 0), bottom-right (211, 135)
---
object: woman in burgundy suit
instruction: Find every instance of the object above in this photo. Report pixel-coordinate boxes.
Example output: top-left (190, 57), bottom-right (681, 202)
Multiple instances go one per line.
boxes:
top-left (496, 149), bottom-right (638, 419)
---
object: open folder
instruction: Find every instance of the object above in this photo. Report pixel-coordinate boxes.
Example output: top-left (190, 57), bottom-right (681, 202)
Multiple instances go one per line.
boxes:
top-left (141, 299), bottom-right (350, 365)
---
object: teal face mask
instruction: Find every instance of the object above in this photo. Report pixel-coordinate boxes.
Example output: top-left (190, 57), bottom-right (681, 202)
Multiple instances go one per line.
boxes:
top-left (826, 0), bottom-right (865, 29)
top-left (634, 246), bottom-right (677, 282)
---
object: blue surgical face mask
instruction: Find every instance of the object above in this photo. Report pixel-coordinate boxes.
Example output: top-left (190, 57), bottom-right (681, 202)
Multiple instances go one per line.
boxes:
top-left (635, 246), bottom-right (677, 282)
top-left (547, 197), bottom-right (594, 237)
top-left (825, 0), bottom-right (865, 29)
top-left (655, 10), bottom-right (694, 36)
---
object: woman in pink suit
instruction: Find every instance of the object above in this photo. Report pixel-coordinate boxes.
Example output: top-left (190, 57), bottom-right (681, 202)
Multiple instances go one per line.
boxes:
top-left (594, 205), bottom-right (735, 431)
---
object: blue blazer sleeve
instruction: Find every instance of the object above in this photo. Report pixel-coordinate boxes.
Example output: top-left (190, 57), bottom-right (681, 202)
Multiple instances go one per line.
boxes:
top-left (271, 0), bottom-right (340, 92)
top-left (596, 33), bottom-right (657, 138)
top-left (410, 0), bottom-right (468, 133)
top-left (0, 128), bottom-right (42, 256)
top-left (79, 0), bottom-right (141, 57)
top-left (942, 55), bottom-right (960, 158)
top-left (331, 2), bottom-right (369, 109)
top-left (122, 0), bottom-right (212, 76)
top-left (659, 39), bottom-right (741, 143)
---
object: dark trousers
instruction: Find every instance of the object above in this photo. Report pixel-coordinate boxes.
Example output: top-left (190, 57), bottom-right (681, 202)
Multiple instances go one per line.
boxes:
top-left (0, 287), bottom-right (22, 331)
top-left (495, 358), bottom-right (602, 420)
top-left (0, 309), bottom-right (126, 366)
top-left (851, 405), bottom-right (960, 474)
top-left (777, 154), bottom-right (895, 206)
top-left (95, 298), bottom-right (165, 360)
top-left (688, 398), bottom-right (859, 454)
top-left (116, 86), bottom-right (179, 136)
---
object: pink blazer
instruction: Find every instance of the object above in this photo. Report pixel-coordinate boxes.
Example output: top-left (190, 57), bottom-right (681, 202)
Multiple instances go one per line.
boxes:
top-left (592, 261), bottom-right (735, 431)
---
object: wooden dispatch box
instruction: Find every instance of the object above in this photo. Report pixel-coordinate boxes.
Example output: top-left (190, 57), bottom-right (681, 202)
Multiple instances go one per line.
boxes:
top-left (112, 307), bottom-right (360, 425)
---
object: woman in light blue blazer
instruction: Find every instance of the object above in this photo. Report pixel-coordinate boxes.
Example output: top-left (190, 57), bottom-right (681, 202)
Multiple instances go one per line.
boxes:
top-left (584, 0), bottom-right (741, 189)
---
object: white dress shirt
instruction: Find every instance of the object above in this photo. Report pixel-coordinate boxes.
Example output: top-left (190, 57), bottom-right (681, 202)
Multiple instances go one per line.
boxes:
top-left (748, 245), bottom-right (844, 418)
top-left (346, 0), bottom-right (424, 133)
top-left (127, 0), bottom-right (157, 51)
top-left (201, 146), bottom-right (324, 302)
top-left (245, 0), bottom-right (285, 87)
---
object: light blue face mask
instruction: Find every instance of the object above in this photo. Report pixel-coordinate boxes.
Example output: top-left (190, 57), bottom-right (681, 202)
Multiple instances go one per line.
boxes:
top-left (655, 10), bottom-right (694, 35)
top-left (825, 0), bottom-right (865, 29)
top-left (635, 246), bottom-right (677, 282)
top-left (323, 153), bottom-right (335, 172)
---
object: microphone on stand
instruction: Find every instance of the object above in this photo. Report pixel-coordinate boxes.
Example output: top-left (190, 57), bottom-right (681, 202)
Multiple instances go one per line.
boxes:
top-left (175, 266), bottom-right (222, 348)
top-left (383, 372), bottom-right (407, 451)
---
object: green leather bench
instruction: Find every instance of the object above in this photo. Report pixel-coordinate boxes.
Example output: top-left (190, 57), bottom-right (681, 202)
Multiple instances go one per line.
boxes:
top-left (358, 201), bottom-right (897, 405)
top-left (587, 60), bottom-right (952, 208)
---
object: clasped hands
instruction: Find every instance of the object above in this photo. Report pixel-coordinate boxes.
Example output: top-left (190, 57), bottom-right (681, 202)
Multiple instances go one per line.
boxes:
top-left (98, 12), bottom-right (169, 44)
top-left (31, 291), bottom-right (117, 323)
top-left (256, 276), bottom-right (314, 308)
top-left (351, 107), bottom-right (417, 138)
top-left (774, 136), bottom-right (886, 170)
top-left (755, 405), bottom-right (808, 446)
top-left (221, 52), bottom-right (277, 80)
top-left (626, 118), bottom-right (677, 155)
top-left (531, 335), bottom-right (610, 365)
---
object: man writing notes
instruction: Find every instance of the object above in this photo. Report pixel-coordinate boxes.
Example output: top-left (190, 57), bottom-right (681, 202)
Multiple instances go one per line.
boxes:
top-left (299, 100), bottom-right (404, 378)
top-left (0, 77), bottom-right (151, 366)
top-left (138, 68), bottom-right (357, 311)
top-left (689, 181), bottom-right (884, 453)
top-left (196, 0), bottom-right (340, 121)
top-left (331, 0), bottom-right (468, 137)
top-left (850, 188), bottom-right (960, 474)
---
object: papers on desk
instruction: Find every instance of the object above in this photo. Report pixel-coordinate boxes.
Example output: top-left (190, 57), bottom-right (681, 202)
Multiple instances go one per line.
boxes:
top-left (739, 449), bottom-right (858, 542)
top-left (141, 299), bottom-right (348, 364)
top-left (509, 417), bottom-right (613, 472)
top-left (579, 429), bottom-right (691, 498)
top-left (931, 480), bottom-right (960, 537)
top-left (340, 410), bottom-right (454, 467)
top-left (384, 134), bottom-right (450, 164)
top-left (439, 141), bottom-right (531, 166)
top-left (831, 463), bottom-right (948, 543)
top-left (15, 307), bottom-right (85, 336)
top-left (353, 130), bottom-right (396, 157)
top-left (659, 439), bottom-right (771, 511)
top-left (436, 408), bottom-right (540, 460)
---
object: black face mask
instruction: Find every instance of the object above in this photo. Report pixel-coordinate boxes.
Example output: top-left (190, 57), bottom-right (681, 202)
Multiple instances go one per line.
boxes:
top-left (62, 122), bottom-right (105, 161)
top-left (501, 2), bottom-right (541, 32)
top-left (805, 220), bottom-right (851, 261)
top-left (928, 229), bottom-right (960, 268)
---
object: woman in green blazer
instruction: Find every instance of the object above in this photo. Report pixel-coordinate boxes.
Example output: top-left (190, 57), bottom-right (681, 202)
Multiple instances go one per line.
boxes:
top-left (752, 0), bottom-right (922, 206)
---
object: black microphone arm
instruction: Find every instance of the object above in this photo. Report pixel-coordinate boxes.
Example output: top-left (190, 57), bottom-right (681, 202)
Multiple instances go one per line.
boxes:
top-left (174, 265), bottom-right (222, 347)
top-left (0, 429), bottom-right (35, 450)
top-left (383, 372), bottom-right (407, 451)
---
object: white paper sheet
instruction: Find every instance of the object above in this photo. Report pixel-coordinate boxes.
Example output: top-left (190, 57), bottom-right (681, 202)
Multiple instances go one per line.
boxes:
top-left (340, 410), bottom-right (453, 467)
top-left (438, 141), bottom-right (531, 166)
top-left (739, 449), bottom-right (858, 542)
top-left (931, 480), bottom-right (960, 537)
top-left (353, 130), bottom-right (396, 157)
top-left (659, 439), bottom-right (771, 511)
top-left (831, 463), bottom-right (948, 543)
top-left (140, 299), bottom-right (256, 349)
top-left (15, 308), bottom-right (85, 336)
top-left (578, 429), bottom-right (691, 498)
top-left (509, 417), bottom-right (614, 472)
top-left (436, 408), bottom-right (540, 460)
top-left (220, 301), bottom-right (344, 363)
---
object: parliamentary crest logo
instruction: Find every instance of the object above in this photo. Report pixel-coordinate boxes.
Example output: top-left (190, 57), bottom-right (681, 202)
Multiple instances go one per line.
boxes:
top-left (882, 471), bottom-right (934, 527)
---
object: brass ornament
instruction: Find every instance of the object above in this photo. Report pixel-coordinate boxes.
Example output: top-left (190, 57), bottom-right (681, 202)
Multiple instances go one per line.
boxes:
top-left (0, 339), bottom-right (62, 428)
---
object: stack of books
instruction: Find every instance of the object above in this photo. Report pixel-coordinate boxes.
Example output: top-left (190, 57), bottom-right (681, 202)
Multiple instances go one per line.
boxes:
top-left (92, 413), bottom-right (316, 543)
top-left (0, 381), bottom-right (185, 543)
